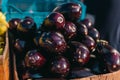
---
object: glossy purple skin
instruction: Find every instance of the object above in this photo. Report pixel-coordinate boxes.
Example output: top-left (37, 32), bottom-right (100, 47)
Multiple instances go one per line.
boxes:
top-left (101, 45), bottom-right (120, 72)
top-left (18, 18), bottom-right (36, 31)
top-left (88, 27), bottom-right (100, 42)
top-left (53, 2), bottom-right (82, 22)
top-left (41, 12), bottom-right (65, 31)
top-left (25, 50), bottom-right (46, 69)
top-left (106, 50), bottom-right (120, 72)
top-left (14, 39), bottom-right (26, 52)
top-left (17, 18), bottom-right (37, 39)
top-left (76, 22), bottom-right (88, 37)
top-left (63, 21), bottom-right (77, 40)
top-left (8, 18), bottom-right (21, 30)
top-left (50, 56), bottom-right (70, 77)
top-left (39, 32), bottom-right (67, 53)
top-left (71, 41), bottom-right (90, 66)
top-left (81, 18), bottom-right (93, 28)
top-left (81, 35), bottom-right (96, 51)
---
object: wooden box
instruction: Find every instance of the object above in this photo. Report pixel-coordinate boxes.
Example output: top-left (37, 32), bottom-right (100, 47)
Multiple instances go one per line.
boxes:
top-left (0, 32), bottom-right (10, 80)
top-left (6, 31), bottom-right (120, 80)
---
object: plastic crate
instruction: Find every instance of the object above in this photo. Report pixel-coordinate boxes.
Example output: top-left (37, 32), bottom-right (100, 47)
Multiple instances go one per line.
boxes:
top-left (1, 0), bottom-right (86, 28)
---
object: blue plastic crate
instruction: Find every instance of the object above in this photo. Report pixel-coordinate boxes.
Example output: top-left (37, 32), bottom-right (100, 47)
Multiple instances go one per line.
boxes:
top-left (1, 0), bottom-right (86, 28)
